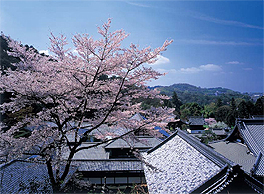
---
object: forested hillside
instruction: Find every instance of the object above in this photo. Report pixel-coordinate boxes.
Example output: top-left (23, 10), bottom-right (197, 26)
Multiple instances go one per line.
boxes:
top-left (151, 83), bottom-right (251, 106)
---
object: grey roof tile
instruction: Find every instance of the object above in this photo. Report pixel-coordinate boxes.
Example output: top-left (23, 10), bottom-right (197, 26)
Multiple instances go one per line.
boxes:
top-left (142, 131), bottom-right (224, 194)
top-left (0, 160), bottom-right (77, 193)
top-left (104, 137), bottom-right (161, 149)
top-left (209, 141), bottom-right (256, 174)
top-left (63, 143), bottom-right (109, 160)
top-left (73, 159), bottom-right (143, 171)
top-left (0, 160), bottom-right (52, 193)
top-left (188, 117), bottom-right (205, 126)
top-left (238, 120), bottom-right (264, 176)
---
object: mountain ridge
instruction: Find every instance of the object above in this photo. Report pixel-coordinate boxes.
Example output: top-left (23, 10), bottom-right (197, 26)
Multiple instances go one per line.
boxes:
top-left (149, 83), bottom-right (252, 106)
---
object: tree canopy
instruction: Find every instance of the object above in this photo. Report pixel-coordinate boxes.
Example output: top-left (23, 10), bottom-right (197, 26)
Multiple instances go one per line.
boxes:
top-left (0, 20), bottom-right (173, 191)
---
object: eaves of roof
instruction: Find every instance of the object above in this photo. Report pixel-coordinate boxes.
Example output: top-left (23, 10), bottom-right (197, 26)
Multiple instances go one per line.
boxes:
top-left (148, 130), bottom-right (236, 168)
top-left (190, 164), bottom-right (241, 194)
top-left (72, 159), bottom-right (143, 171)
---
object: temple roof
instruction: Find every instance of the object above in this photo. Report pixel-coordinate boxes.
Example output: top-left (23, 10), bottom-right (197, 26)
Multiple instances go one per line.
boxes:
top-left (0, 160), bottom-right (76, 193)
top-left (0, 160), bottom-right (52, 193)
top-left (188, 116), bottom-right (205, 126)
top-left (104, 136), bottom-right (161, 149)
top-left (209, 141), bottom-right (256, 174)
top-left (226, 118), bottom-right (264, 176)
top-left (73, 159), bottom-right (143, 172)
top-left (142, 130), bottom-right (237, 194)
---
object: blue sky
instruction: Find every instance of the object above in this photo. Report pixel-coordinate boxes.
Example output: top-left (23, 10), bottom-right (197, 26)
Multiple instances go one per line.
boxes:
top-left (1, 0), bottom-right (263, 93)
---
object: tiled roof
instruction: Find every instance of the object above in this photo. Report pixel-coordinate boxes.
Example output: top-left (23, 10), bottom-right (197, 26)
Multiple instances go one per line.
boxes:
top-left (0, 160), bottom-right (53, 194)
top-left (188, 116), bottom-right (205, 126)
top-left (63, 143), bottom-right (109, 160)
top-left (209, 141), bottom-right (256, 174)
top-left (0, 160), bottom-right (77, 193)
top-left (234, 119), bottom-right (264, 176)
top-left (129, 113), bottom-right (146, 121)
top-left (73, 159), bottom-right (143, 171)
top-left (142, 130), bottom-right (236, 194)
top-left (212, 129), bottom-right (227, 136)
top-left (104, 137), bottom-right (161, 149)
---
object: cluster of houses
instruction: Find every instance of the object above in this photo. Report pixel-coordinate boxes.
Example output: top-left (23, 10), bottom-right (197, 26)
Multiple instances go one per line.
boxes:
top-left (186, 116), bottom-right (229, 138)
top-left (0, 113), bottom-right (263, 193)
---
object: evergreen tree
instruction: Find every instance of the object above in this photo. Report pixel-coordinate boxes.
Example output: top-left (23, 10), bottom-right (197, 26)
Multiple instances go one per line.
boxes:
top-left (171, 91), bottom-right (182, 113)
top-left (253, 96), bottom-right (264, 115)
top-left (215, 105), bottom-right (231, 122)
top-left (230, 97), bottom-right (236, 111)
top-left (237, 100), bottom-right (250, 118)
top-left (180, 102), bottom-right (202, 120)
top-left (216, 98), bottom-right (223, 108)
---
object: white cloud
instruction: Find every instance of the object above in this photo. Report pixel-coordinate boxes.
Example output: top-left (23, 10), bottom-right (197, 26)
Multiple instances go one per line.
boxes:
top-left (127, 2), bottom-right (150, 8)
top-left (200, 64), bottom-right (222, 71)
top-left (191, 11), bottom-right (264, 30)
top-left (180, 67), bottom-right (201, 74)
top-left (151, 55), bottom-right (170, 65)
top-left (156, 68), bottom-right (177, 74)
top-left (226, 61), bottom-right (243, 65)
top-left (39, 50), bottom-right (49, 55)
top-left (179, 64), bottom-right (222, 74)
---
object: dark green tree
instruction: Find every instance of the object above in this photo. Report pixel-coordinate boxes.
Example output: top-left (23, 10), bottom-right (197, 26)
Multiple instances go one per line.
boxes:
top-left (203, 102), bottom-right (216, 118)
top-left (199, 130), bottom-right (218, 144)
top-left (253, 96), bottom-right (264, 115)
top-left (237, 100), bottom-right (250, 118)
top-left (226, 112), bottom-right (236, 127)
top-left (230, 97), bottom-right (236, 111)
top-left (216, 98), bottom-right (223, 108)
top-left (214, 105), bottom-right (231, 122)
top-left (180, 102), bottom-right (202, 120)
top-left (171, 91), bottom-right (182, 114)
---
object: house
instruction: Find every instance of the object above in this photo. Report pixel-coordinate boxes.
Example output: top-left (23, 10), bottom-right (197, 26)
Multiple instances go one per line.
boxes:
top-left (211, 128), bottom-right (228, 138)
top-left (210, 118), bottom-right (264, 181)
top-left (187, 116), bottom-right (205, 134)
top-left (1, 113), bottom-right (170, 191)
top-left (168, 118), bottom-right (187, 130)
top-left (142, 129), bottom-right (262, 194)
top-left (61, 113), bottom-right (172, 187)
top-left (63, 136), bottom-right (162, 186)
top-left (63, 115), bottom-right (163, 186)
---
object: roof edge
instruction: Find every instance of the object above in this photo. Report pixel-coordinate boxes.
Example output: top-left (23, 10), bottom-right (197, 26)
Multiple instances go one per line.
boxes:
top-left (146, 131), bottom-right (178, 154)
top-left (177, 129), bottom-right (236, 167)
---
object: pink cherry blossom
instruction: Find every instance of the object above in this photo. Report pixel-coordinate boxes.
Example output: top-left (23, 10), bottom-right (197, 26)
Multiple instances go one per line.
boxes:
top-left (0, 19), bottom-right (173, 190)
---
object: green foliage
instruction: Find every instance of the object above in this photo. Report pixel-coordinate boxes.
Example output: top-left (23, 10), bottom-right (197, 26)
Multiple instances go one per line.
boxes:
top-left (203, 102), bottom-right (216, 118)
top-left (237, 100), bottom-right (251, 118)
top-left (253, 96), bottom-right (264, 115)
top-left (0, 36), bottom-right (19, 72)
top-left (139, 97), bottom-right (162, 110)
top-left (199, 130), bottom-right (218, 144)
top-left (180, 102), bottom-right (202, 120)
top-left (214, 105), bottom-right (231, 122)
top-left (151, 83), bottom-right (251, 106)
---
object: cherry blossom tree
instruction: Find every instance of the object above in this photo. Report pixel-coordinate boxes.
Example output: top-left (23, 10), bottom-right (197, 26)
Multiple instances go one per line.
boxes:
top-left (0, 19), bottom-right (173, 191)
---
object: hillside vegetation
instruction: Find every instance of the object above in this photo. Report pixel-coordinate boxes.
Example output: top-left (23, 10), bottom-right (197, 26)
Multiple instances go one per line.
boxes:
top-left (151, 83), bottom-right (251, 106)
